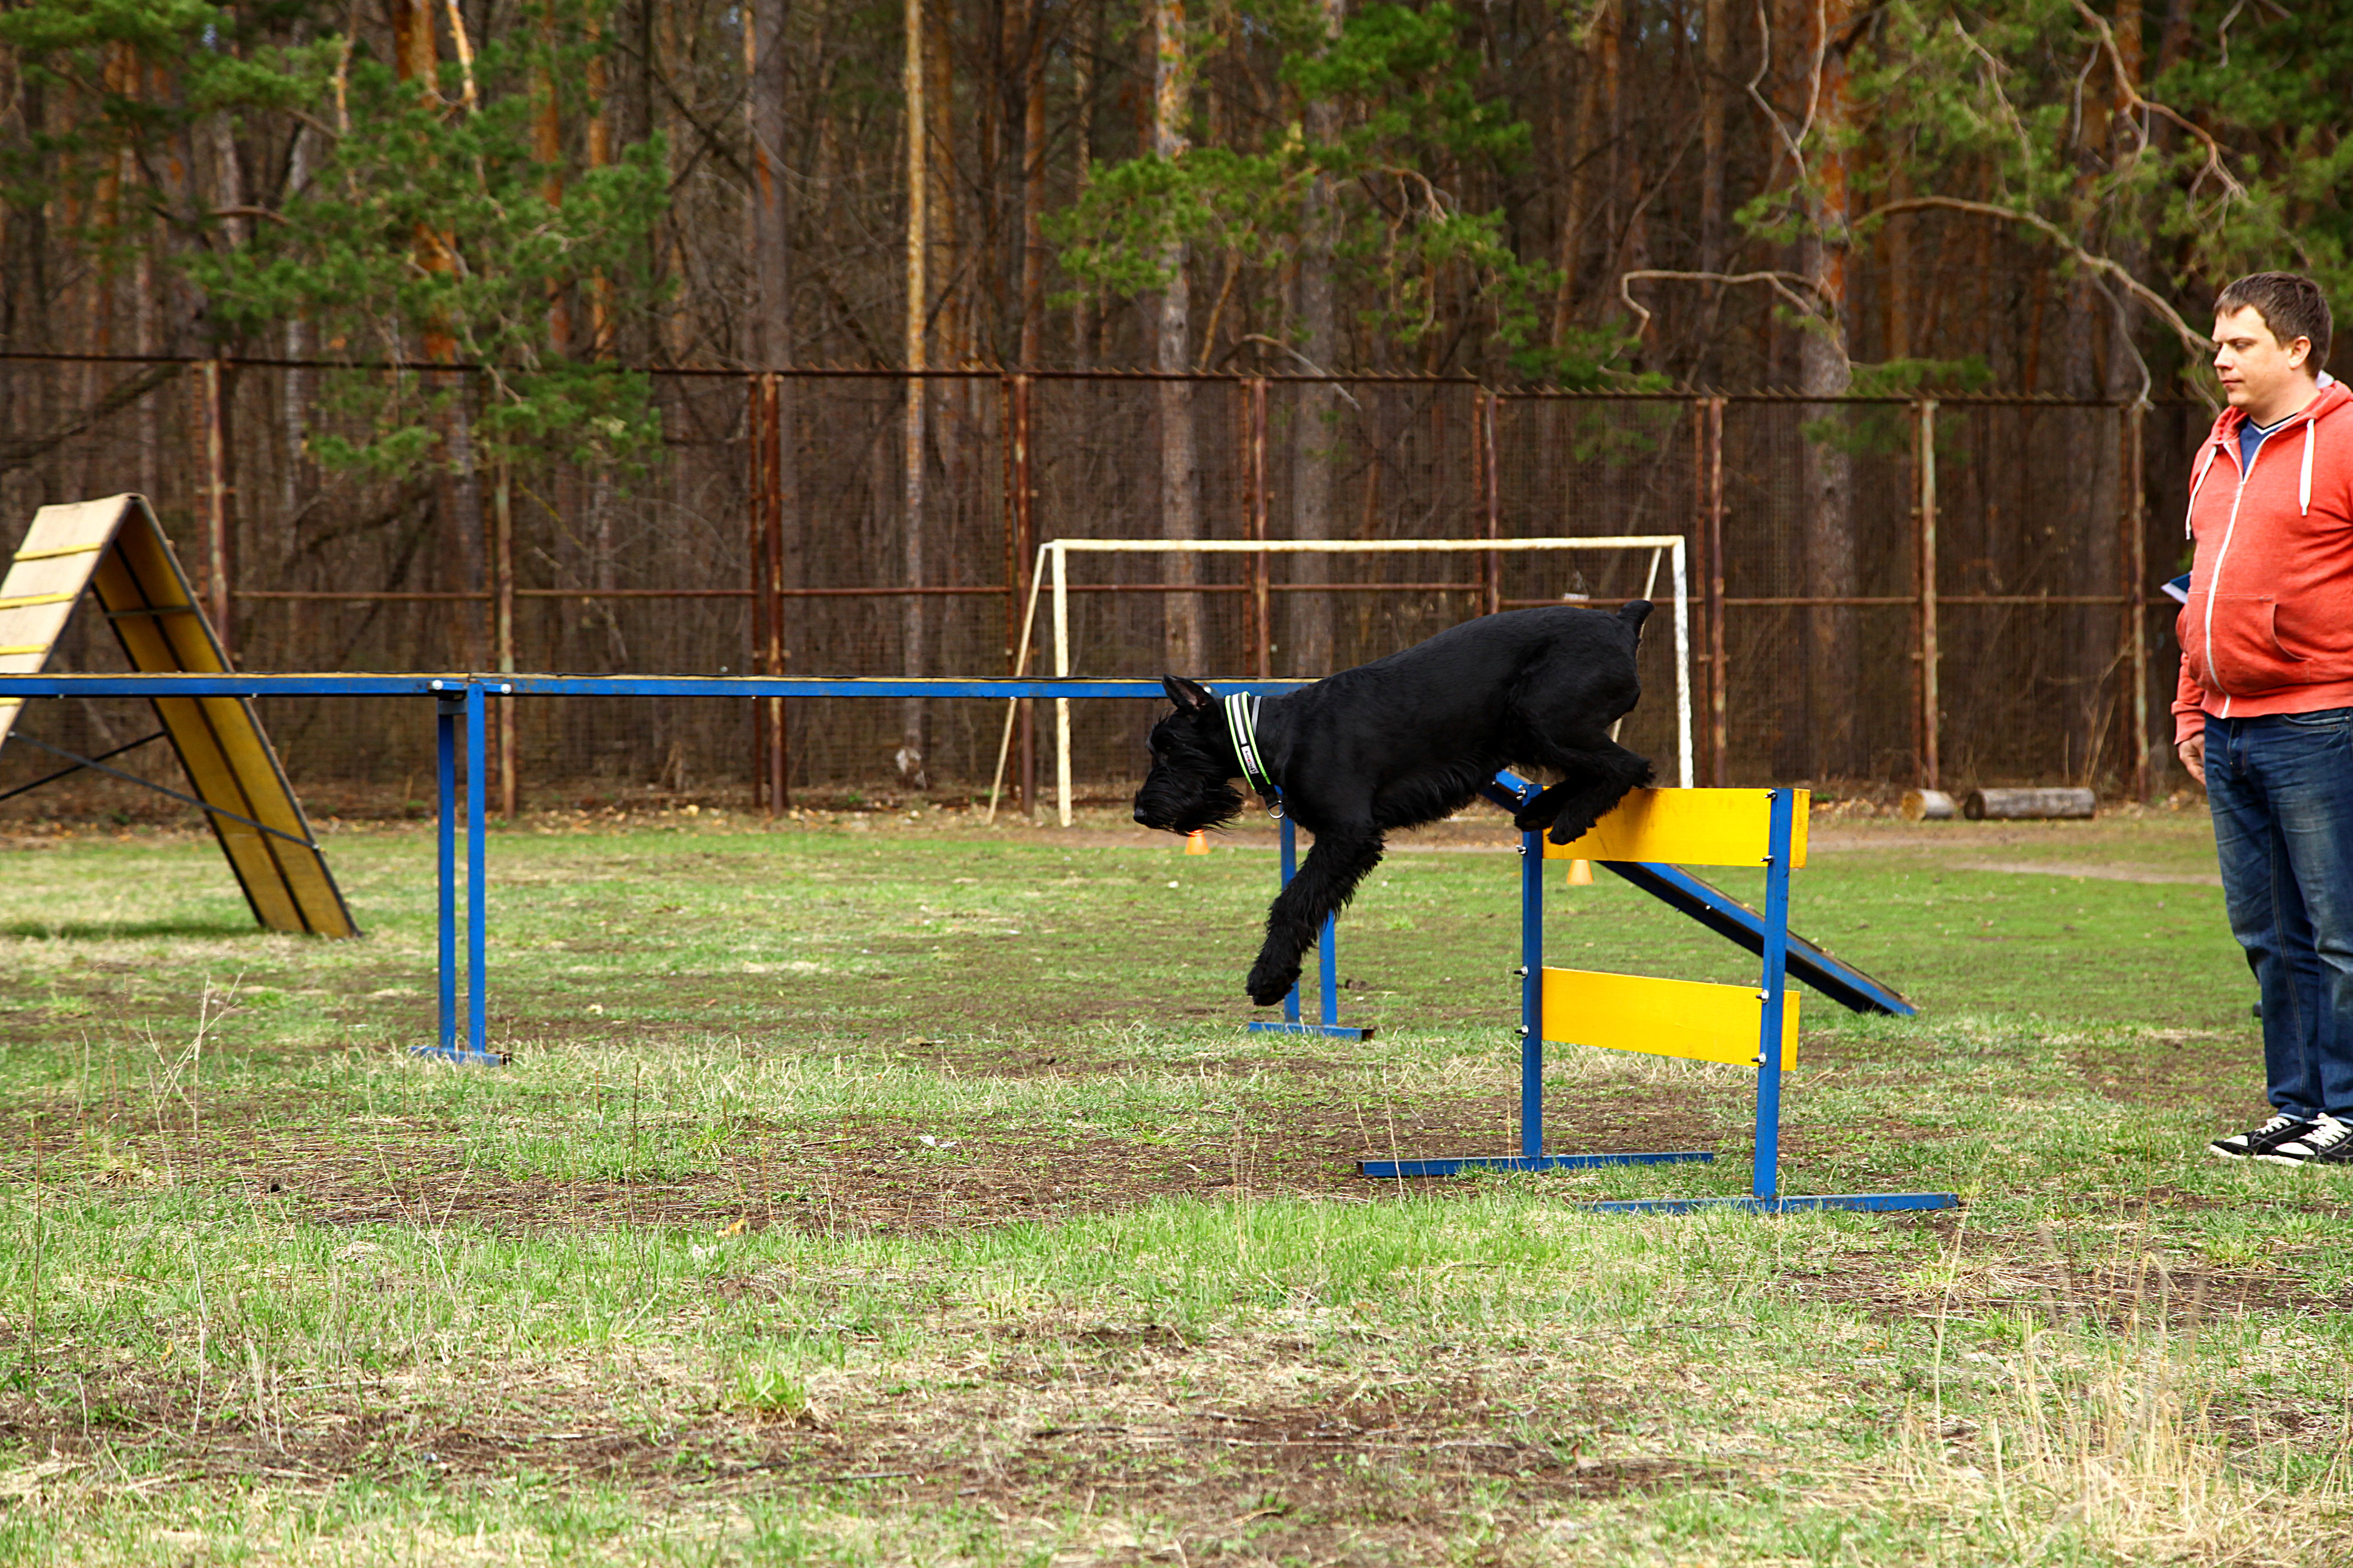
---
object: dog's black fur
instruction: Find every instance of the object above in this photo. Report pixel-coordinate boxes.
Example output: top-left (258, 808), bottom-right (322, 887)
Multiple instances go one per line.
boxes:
top-left (1132, 601), bottom-right (1656, 1006)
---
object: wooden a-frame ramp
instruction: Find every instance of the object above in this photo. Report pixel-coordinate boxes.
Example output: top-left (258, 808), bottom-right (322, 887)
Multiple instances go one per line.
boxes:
top-left (0, 494), bottom-right (356, 938)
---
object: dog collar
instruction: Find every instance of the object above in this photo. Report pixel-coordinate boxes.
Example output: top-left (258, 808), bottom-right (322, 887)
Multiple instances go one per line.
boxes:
top-left (1221, 693), bottom-right (1284, 819)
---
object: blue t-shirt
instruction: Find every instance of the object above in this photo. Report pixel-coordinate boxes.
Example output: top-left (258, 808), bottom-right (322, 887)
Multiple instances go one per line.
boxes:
top-left (2240, 410), bottom-right (2294, 473)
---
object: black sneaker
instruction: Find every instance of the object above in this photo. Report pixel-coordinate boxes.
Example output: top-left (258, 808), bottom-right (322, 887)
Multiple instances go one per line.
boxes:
top-left (2258, 1115), bottom-right (2353, 1166)
top-left (2209, 1113), bottom-right (2315, 1160)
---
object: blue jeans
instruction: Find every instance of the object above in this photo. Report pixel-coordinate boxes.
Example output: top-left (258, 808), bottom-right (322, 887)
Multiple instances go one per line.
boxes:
top-left (2207, 710), bottom-right (2353, 1120)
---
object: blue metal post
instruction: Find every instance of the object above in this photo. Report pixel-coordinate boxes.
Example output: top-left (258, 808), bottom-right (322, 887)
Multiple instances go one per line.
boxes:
top-left (1752, 789), bottom-right (1794, 1200)
top-left (436, 692), bottom-right (458, 1054)
top-left (465, 682), bottom-right (489, 1059)
top-left (1281, 816), bottom-right (1301, 1026)
top-left (1318, 913), bottom-right (1339, 1026)
top-left (1521, 825), bottom-right (1544, 1160)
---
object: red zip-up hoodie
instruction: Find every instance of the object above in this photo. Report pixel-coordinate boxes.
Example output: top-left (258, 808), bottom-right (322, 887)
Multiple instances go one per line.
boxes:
top-left (2173, 378), bottom-right (2353, 745)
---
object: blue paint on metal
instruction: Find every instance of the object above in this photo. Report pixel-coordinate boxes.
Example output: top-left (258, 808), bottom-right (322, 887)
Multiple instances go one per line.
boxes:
top-left (1318, 911), bottom-right (1339, 1026)
top-left (1597, 860), bottom-right (1915, 1016)
top-left (436, 695), bottom-right (458, 1055)
top-left (466, 683), bottom-right (488, 1059)
top-left (1752, 789), bottom-right (1793, 1200)
top-left (1582, 1193), bottom-right (1960, 1215)
top-left (1279, 816), bottom-right (1301, 1027)
top-left (1248, 1020), bottom-right (1374, 1040)
top-left (1359, 1151), bottom-right (1715, 1178)
top-left (1519, 823), bottom-right (1543, 1162)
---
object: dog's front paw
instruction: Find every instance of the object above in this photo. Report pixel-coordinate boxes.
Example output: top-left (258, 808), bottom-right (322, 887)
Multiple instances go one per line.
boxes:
top-left (1548, 814), bottom-right (1598, 845)
top-left (1247, 957), bottom-right (1299, 1007)
top-left (1511, 805), bottom-right (1555, 835)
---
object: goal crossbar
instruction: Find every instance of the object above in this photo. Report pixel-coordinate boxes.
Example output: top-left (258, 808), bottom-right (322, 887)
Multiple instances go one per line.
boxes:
top-left (988, 536), bottom-right (1693, 825)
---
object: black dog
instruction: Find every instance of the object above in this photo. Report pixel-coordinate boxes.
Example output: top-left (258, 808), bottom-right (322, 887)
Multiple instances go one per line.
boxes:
top-left (1132, 602), bottom-right (1656, 1006)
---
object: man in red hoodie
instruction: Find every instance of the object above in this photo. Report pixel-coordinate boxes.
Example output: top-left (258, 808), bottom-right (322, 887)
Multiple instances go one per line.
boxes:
top-left (2175, 272), bottom-right (2353, 1167)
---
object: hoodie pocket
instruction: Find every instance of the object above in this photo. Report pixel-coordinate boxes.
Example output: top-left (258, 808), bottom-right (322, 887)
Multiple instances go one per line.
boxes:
top-left (2201, 593), bottom-right (2308, 694)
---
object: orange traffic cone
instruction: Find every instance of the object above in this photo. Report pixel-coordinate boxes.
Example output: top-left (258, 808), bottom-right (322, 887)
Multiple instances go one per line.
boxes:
top-left (1185, 830), bottom-right (1211, 855)
top-left (1565, 858), bottom-right (1593, 886)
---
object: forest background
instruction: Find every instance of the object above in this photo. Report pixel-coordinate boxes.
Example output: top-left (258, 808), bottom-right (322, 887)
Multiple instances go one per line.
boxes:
top-left (0, 0), bottom-right (2345, 797)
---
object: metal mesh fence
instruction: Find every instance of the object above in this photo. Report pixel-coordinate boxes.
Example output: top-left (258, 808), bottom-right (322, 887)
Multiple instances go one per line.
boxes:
top-left (0, 357), bottom-right (2185, 813)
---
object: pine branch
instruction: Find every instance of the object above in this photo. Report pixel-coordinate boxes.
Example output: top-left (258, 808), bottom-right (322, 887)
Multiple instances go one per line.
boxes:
top-left (1864, 195), bottom-right (2212, 357)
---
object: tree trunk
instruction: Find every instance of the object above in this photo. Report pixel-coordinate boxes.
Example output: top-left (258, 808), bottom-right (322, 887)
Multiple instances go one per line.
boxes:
top-left (1798, 0), bottom-right (1860, 780)
top-left (1016, 0), bottom-right (1046, 369)
top-left (1693, 0), bottom-right (1728, 379)
top-left (1153, 0), bottom-right (1202, 676)
top-left (1288, 0), bottom-right (1345, 676)
top-left (748, 0), bottom-right (791, 371)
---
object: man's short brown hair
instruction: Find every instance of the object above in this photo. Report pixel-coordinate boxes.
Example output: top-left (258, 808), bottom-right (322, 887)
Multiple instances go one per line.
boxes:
top-left (2217, 271), bottom-right (2332, 371)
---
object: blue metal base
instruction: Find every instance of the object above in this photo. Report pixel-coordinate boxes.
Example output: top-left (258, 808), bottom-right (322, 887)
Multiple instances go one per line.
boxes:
top-left (1582, 1192), bottom-right (1959, 1215)
top-left (1360, 1150), bottom-right (1714, 1178)
top-left (1250, 1020), bottom-right (1375, 1040)
top-left (409, 1045), bottom-right (508, 1067)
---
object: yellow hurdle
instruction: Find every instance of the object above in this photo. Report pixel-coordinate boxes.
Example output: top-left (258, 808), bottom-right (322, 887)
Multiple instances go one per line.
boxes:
top-left (1541, 966), bottom-right (1797, 1069)
top-left (1543, 786), bottom-right (1808, 869)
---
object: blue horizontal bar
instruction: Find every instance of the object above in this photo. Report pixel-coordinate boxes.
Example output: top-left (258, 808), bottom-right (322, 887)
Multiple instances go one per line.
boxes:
top-left (1582, 1192), bottom-right (1959, 1214)
top-left (0, 673), bottom-right (1315, 700)
top-left (1247, 1020), bottom-right (1375, 1040)
top-left (1358, 1150), bottom-right (1714, 1177)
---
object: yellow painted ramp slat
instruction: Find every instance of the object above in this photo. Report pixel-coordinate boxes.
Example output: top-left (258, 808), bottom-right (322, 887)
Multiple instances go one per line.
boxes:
top-left (1543, 787), bottom-right (1809, 869)
top-left (1541, 966), bottom-right (1798, 1069)
top-left (0, 495), bottom-right (358, 938)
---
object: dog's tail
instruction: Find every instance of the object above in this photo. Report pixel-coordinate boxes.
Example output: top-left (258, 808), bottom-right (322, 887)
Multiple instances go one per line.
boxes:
top-left (1617, 599), bottom-right (1652, 639)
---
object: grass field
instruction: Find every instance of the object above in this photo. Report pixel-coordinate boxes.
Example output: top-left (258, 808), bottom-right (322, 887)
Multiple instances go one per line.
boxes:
top-left (3, 797), bottom-right (2350, 1565)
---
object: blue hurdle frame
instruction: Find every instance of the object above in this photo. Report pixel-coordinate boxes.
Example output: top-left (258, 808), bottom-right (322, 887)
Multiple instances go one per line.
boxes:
top-left (0, 671), bottom-right (1314, 1065)
top-left (1361, 770), bottom-right (1958, 1216)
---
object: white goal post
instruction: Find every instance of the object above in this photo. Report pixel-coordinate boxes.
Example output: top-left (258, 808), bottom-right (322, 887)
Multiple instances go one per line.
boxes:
top-left (986, 536), bottom-right (1692, 826)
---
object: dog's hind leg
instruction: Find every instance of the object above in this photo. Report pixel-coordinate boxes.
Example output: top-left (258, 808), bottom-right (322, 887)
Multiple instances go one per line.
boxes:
top-left (1247, 827), bottom-right (1385, 1007)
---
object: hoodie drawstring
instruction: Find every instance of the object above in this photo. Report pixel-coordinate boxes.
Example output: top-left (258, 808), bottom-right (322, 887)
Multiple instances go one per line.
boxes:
top-left (2188, 444), bottom-right (2219, 538)
top-left (2301, 418), bottom-right (2317, 517)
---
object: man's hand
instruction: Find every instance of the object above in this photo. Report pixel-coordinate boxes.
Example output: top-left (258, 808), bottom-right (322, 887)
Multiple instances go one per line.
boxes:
top-left (2179, 734), bottom-right (2207, 787)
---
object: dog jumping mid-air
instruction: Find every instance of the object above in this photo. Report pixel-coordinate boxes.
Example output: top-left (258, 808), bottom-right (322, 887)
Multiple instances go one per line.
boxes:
top-left (1131, 600), bottom-right (1657, 1007)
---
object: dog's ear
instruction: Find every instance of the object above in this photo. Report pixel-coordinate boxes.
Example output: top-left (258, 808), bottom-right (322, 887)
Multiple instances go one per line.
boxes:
top-left (1617, 600), bottom-right (1653, 633)
top-left (1163, 676), bottom-right (1215, 713)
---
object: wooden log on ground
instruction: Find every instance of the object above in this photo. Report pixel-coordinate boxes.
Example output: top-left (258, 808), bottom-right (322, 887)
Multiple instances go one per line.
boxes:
top-left (1963, 787), bottom-right (2097, 820)
top-left (1901, 789), bottom-right (1956, 821)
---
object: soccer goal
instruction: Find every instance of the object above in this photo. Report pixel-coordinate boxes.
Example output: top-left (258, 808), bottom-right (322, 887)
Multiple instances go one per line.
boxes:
top-left (988, 536), bottom-right (1692, 826)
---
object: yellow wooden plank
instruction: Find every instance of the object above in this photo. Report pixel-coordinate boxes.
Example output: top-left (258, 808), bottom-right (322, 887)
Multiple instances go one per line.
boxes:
top-left (12, 543), bottom-right (104, 562)
top-left (1541, 966), bottom-right (1798, 1068)
top-left (1541, 788), bottom-right (1809, 869)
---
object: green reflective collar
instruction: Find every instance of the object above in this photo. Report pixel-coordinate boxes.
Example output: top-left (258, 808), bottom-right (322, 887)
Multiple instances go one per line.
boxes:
top-left (1221, 692), bottom-right (1283, 818)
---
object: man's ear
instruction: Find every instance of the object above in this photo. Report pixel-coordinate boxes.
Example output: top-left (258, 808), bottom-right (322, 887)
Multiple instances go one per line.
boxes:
top-left (1163, 675), bottom-right (1215, 713)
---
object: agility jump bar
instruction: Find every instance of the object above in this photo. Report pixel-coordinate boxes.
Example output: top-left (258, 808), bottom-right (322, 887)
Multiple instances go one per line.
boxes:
top-left (1363, 772), bottom-right (1955, 1215)
top-left (0, 671), bottom-right (1311, 1065)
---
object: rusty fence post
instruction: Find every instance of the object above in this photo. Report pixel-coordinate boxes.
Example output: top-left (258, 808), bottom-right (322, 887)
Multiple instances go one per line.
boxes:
top-left (2125, 399), bottom-right (2150, 800)
top-left (748, 373), bottom-right (775, 813)
top-left (1248, 376), bottom-right (1271, 679)
top-left (1007, 373), bottom-right (1036, 815)
top-left (763, 372), bottom-right (788, 811)
top-left (1917, 398), bottom-right (1941, 790)
top-left (494, 459), bottom-right (517, 816)
top-left (1704, 396), bottom-right (1728, 786)
top-left (199, 358), bottom-right (235, 663)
